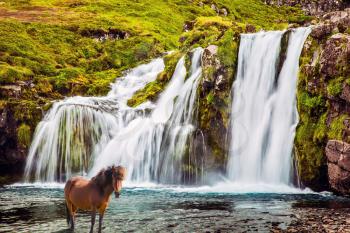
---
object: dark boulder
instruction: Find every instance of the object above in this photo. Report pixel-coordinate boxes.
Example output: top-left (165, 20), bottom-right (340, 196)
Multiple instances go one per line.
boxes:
top-left (326, 140), bottom-right (350, 194)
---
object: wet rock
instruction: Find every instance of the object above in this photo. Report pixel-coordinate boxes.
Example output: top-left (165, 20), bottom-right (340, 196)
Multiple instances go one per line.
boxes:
top-left (0, 107), bottom-right (7, 129)
top-left (183, 20), bottom-right (195, 32)
top-left (196, 44), bottom-right (234, 172)
top-left (206, 44), bottom-right (218, 55)
top-left (264, 0), bottom-right (349, 16)
top-left (211, 4), bottom-right (219, 14)
top-left (287, 23), bottom-right (299, 29)
top-left (245, 24), bottom-right (256, 33)
top-left (340, 84), bottom-right (350, 103)
top-left (220, 8), bottom-right (228, 17)
top-left (310, 23), bottom-right (333, 39)
top-left (202, 45), bottom-right (220, 78)
top-left (328, 163), bottom-right (350, 194)
top-left (0, 104), bottom-right (25, 175)
top-left (326, 140), bottom-right (350, 194)
top-left (323, 8), bottom-right (350, 30)
top-left (0, 85), bottom-right (21, 98)
top-left (310, 8), bottom-right (350, 40)
top-left (327, 99), bottom-right (350, 125)
top-left (209, 3), bottom-right (228, 16)
top-left (319, 33), bottom-right (350, 78)
top-left (80, 28), bottom-right (130, 41)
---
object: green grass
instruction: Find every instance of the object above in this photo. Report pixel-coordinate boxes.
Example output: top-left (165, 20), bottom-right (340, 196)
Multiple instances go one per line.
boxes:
top-left (327, 76), bottom-right (345, 97)
top-left (0, 0), bottom-right (306, 98)
top-left (17, 123), bottom-right (31, 148)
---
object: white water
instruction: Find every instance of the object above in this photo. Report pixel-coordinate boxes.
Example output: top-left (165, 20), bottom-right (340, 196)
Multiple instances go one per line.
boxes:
top-left (25, 48), bottom-right (203, 184)
top-left (25, 58), bottom-right (165, 182)
top-left (90, 48), bottom-right (204, 184)
top-left (227, 27), bottom-right (311, 186)
top-left (25, 26), bottom-right (311, 192)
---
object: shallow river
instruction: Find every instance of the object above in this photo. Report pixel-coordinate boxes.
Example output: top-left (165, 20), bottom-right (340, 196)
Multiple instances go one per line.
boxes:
top-left (1, 183), bottom-right (350, 232)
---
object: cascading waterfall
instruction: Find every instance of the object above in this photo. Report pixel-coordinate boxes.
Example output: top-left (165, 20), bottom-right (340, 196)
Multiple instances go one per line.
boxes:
top-left (90, 48), bottom-right (204, 184)
top-left (227, 27), bottom-right (311, 186)
top-left (25, 25), bottom-right (310, 187)
top-left (25, 47), bottom-right (203, 184)
top-left (25, 58), bottom-right (165, 182)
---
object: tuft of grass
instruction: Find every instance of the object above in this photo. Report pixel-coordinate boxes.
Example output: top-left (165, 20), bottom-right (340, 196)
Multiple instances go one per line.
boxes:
top-left (17, 123), bottom-right (31, 147)
top-left (328, 115), bottom-right (348, 140)
top-left (327, 76), bottom-right (345, 97)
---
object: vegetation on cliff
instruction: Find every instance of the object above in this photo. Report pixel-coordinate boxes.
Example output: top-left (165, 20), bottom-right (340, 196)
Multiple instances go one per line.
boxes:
top-left (296, 19), bottom-right (350, 189)
top-left (0, 0), bottom-right (309, 179)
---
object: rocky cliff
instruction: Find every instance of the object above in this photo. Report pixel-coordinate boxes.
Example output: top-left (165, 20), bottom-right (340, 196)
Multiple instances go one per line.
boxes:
top-left (295, 7), bottom-right (350, 192)
top-left (326, 140), bottom-right (350, 195)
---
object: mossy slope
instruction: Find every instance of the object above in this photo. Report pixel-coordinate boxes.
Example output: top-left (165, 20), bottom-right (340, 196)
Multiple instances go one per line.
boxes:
top-left (296, 31), bottom-right (350, 190)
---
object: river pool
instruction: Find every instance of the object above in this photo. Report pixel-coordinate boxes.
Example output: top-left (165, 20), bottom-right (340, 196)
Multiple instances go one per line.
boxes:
top-left (1, 183), bottom-right (350, 232)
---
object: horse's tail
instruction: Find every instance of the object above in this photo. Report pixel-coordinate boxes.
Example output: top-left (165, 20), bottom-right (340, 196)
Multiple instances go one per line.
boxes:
top-left (64, 179), bottom-right (73, 226)
top-left (66, 202), bottom-right (71, 225)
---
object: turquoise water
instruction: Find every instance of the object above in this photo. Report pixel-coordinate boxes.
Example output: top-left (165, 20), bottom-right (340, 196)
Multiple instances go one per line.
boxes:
top-left (1, 184), bottom-right (350, 232)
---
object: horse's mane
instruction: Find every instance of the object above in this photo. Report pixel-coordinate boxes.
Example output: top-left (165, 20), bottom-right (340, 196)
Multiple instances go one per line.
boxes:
top-left (91, 167), bottom-right (113, 194)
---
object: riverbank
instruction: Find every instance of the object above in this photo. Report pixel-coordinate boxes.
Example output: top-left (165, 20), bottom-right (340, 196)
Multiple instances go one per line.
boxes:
top-left (274, 207), bottom-right (350, 232)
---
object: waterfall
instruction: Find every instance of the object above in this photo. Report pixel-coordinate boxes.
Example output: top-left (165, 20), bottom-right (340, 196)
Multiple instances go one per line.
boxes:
top-left (90, 48), bottom-right (203, 184)
top-left (25, 58), bottom-right (165, 182)
top-left (25, 48), bottom-right (203, 184)
top-left (227, 27), bottom-right (311, 185)
top-left (25, 26), bottom-right (310, 187)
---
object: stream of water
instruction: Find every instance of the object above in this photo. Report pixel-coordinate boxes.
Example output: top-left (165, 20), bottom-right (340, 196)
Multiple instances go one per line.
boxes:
top-left (228, 27), bottom-right (312, 186)
top-left (1, 183), bottom-right (350, 233)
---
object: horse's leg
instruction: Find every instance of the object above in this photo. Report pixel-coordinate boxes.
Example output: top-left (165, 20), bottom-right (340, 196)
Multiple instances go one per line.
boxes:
top-left (66, 201), bottom-right (75, 230)
top-left (90, 209), bottom-right (96, 233)
top-left (98, 209), bottom-right (105, 233)
top-left (71, 205), bottom-right (77, 230)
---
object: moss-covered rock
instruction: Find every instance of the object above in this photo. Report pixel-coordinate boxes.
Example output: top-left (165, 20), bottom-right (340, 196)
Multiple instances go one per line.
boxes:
top-left (127, 51), bottom-right (183, 107)
top-left (17, 123), bottom-right (31, 148)
top-left (195, 38), bottom-right (237, 171)
top-left (295, 12), bottom-right (350, 190)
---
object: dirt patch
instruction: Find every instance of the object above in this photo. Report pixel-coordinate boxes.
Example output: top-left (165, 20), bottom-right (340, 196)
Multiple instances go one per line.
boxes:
top-left (0, 6), bottom-right (89, 24)
top-left (0, 6), bottom-right (57, 22)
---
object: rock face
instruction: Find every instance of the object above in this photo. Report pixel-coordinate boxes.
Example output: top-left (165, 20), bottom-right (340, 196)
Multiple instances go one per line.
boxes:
top-left (264, 0), bottom-right (349, 15)
top-left (0, 82), bottom-right (45, 178)
top-left (326, 140), bottom-right (350, 194)
top-left (320, 33), bottom-right (350, 79)
top-left (195, 44), bottom-right (236, 172)
top-left (0, 104), bottom-right (27, 176)
top-left (295, 6), bottom-right (350, 192)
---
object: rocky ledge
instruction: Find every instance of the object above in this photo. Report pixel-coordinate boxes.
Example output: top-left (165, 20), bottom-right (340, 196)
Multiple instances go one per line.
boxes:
top-left (326, 140), bottom-right (350, 195)
top-left (264, 0), bottom-right (349, 16)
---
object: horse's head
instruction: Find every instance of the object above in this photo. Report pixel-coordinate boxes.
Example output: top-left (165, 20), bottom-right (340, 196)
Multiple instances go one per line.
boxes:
top-left (111, 166), bottom-right (126, 198)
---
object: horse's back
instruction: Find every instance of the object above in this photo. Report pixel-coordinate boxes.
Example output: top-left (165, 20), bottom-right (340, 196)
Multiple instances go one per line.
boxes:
top-left (64, 177), bottom-right (81, 195)
top-left (64, 177), bottom-right (95, 210)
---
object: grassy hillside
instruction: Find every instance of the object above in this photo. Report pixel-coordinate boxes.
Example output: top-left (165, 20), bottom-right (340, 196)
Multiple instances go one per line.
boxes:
top-left (0, 0), bottom-right (307, 96)
top-left (0, 0), bottom-right (308, 170)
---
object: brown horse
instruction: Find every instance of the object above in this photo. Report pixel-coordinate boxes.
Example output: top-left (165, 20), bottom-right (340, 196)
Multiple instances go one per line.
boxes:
top-left (64, 166), bottom-right (126, 233)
